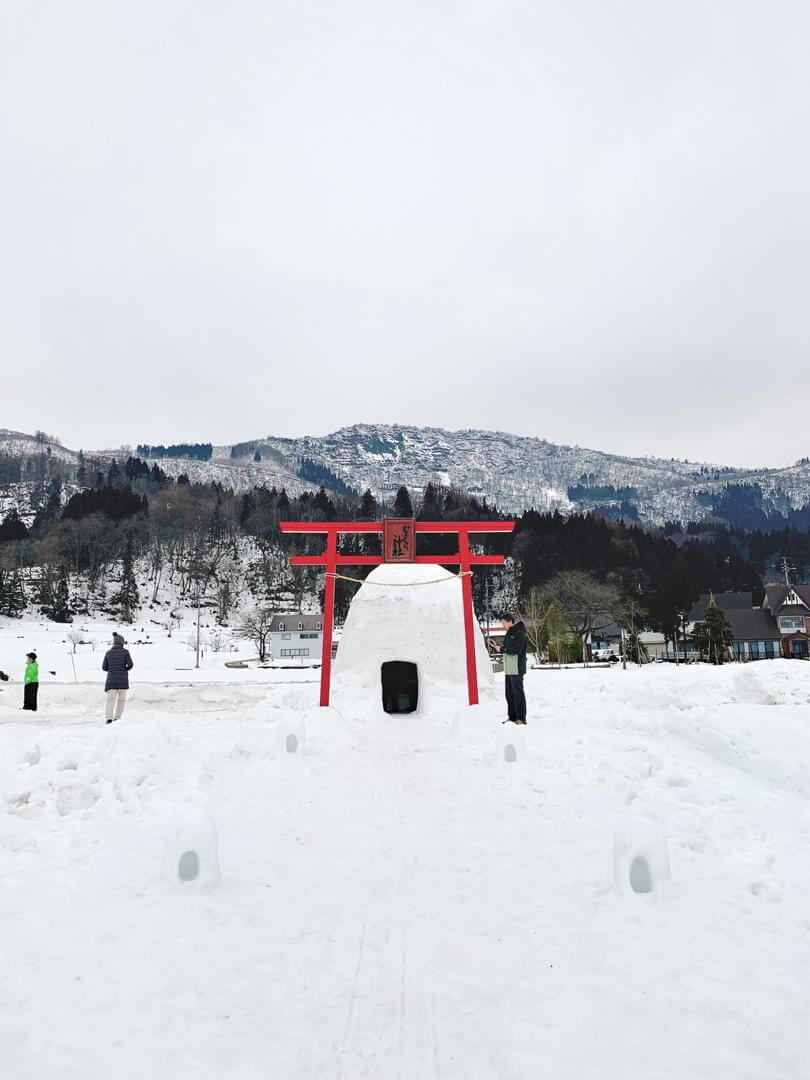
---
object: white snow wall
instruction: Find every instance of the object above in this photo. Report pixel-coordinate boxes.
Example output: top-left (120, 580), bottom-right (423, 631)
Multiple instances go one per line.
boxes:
top-left (331, 563), bottom-right (493, 720)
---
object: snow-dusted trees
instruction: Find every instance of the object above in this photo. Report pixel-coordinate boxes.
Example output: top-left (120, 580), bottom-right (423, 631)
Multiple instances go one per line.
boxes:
top-left (213, 557), bottom-right (246, 626)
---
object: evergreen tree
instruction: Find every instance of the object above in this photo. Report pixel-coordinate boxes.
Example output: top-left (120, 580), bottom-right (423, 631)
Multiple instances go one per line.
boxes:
top-left (358, 488), bottom-right (377, 520)
top-left (651, 553), bottom-right (699, 657)
top-left (692, 596), bottom-right (734, 664)
top-left (76, 449), bottom-right (87, 486)
top-left (313, 485), bottom-right (336, 519)
top-left (62, 485), bottom-right (147, 522)
top-left (239, 492), bottom-right (255, 527)
top-left (393, 486), bottom-right (413, 518)
top-left (111, 531), bottom-right (139, 624)
top-left (418, 482), bottom-right (443, 521)
top-left (0, 508), bottom-right (28, 542)
top-left (0, 568), bottom-right (26, 617)
top-left (107, 458), bottom-right (121, 486)
top-left (149, 463), bottom-right (168, 485)
top-left (209, 498), bottom-right (226, 540)
top-left (31, 490), bottom-right (62, 533)
top-left (41, 567), bottom-right (72, 623)
top-left (254, 450), bottom-right (262, 462)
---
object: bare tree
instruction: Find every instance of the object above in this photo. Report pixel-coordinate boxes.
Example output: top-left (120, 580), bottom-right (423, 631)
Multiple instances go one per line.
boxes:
top-left (518, 588), bottom-right (550, 666)
top-left (213, 556), bottom-right (246, 626)
top-left (545, 601), bottom-right (569, 667)
top-left (67, 629), bottom-right (82, 653)
top-left (236, 606), bottom-right (275, 662)
top-left (519, 589), bottom-right (571, 667)
top-left (533, 570), bottom-right (622, 666)
top-left (617, 595), bottom-right (649, 665)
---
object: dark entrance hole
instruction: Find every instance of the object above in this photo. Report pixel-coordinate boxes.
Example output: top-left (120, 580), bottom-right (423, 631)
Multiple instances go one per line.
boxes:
top-left (381, 662), bottom-right (418, 714)
top-left (178, 850), bottom-right (200, 882)
top-left (629, 855), bottom-right (652, 894)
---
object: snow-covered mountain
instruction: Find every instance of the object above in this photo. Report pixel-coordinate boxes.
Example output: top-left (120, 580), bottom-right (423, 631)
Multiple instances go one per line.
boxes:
top-left (3, 424), bottom-right (810, 527)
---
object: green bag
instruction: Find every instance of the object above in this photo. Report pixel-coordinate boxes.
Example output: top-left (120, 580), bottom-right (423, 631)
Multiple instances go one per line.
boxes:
top-left (503, 653), bottom-right (519, 676)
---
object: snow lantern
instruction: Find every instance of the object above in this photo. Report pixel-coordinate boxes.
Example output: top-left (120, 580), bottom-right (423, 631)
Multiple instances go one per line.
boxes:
top-left (161, 808), bottom-right (221, 889)
top-left (496, 722), bottom-right (526, 764)
top-left (279, 714), bottom-right (307, 755)
top-left (331, 563), bottom-right (492, 719)
top-left (613, 816), bottom-right (671, 896)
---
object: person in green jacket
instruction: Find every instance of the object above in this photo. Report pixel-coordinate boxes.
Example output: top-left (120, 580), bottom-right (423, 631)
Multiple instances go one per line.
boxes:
top-left (23, 651), bottom-right (39, 712)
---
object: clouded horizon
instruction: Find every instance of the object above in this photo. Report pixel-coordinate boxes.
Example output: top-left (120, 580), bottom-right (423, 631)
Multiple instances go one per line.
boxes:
top-left (2, 1), bottom-right (809, 468)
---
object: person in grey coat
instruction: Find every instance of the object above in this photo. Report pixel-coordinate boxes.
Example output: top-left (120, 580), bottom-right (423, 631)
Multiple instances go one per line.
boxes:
top-left (102, 632), bottom-right (133, 724)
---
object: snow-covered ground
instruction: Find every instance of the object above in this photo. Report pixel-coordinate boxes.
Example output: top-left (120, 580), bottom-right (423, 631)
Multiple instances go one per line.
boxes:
top-left (0, 617), bottom-right (318, 689)
top-left (1, 635), bottom-right (808, 1079)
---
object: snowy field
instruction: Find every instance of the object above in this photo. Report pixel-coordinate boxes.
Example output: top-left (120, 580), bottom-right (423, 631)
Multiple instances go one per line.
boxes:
top-left (1, 626), bottom-right (809, 1079)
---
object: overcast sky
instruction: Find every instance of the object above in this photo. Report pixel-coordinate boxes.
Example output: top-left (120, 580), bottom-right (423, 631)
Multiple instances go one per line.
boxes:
top-left (2, 1), bottom-right (809, 467)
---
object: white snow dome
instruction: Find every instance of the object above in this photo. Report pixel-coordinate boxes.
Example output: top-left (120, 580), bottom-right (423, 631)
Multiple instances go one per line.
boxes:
top-left (331, 563), bottom-right (492, 720)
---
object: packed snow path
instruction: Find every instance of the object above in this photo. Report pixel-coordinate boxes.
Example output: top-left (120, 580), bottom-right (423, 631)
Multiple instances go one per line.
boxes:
top-left (1, 663), bottom-right (809, 1079)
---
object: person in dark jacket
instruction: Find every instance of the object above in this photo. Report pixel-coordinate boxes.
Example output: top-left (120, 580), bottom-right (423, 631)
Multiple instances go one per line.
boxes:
top-left (102, 632), bottom-right (133, 724)
top-left (500, 613), bottom-right (528, 724)
top-left (23, 652), bottom-right (39, 712)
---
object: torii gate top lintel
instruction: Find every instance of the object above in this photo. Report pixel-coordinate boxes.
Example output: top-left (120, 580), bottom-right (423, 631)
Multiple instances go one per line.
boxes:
top-left (279, 518), bottom-right (515, 707)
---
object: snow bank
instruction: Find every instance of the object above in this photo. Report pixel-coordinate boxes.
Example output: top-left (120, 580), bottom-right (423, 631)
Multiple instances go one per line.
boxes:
top-left (1, 656), bottom-right (809, 1079)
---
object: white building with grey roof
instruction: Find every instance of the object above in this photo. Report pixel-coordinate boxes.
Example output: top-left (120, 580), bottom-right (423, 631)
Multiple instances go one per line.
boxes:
top-left (269, 614), bottom-right (323, 660)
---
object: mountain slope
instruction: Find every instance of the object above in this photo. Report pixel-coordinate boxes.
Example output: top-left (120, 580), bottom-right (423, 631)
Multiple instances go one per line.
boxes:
top-left (3, 424), bottom-right (810, 527)
top-left (262, 424), bottom-right (810, 526)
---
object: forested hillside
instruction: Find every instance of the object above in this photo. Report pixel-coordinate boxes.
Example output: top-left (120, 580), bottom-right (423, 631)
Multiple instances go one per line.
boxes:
top-left (3, 441), bottom-right (810, 641)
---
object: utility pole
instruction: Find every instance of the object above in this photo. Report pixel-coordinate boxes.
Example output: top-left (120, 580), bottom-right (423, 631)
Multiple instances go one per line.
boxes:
top-left (195, 585), bottom-right (201, 669)
top-left (781, 557), bottom-right (795, 589)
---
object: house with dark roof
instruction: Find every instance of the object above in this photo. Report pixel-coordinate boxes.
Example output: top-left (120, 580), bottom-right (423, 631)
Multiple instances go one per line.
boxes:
top-left (687, 592), bottom-right (781, 661)
top-left (685, 586), bottom-right (810, 660)
top-left (724, 608), bottom-right (782, 661)
top-left (688, 592), bottom-right (753, 622)
top-left (760, 585), bottom-right (810, 659)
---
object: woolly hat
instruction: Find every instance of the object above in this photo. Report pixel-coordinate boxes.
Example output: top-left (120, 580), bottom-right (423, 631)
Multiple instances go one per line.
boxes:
top-left (112, 632), bottom-right (125, 647)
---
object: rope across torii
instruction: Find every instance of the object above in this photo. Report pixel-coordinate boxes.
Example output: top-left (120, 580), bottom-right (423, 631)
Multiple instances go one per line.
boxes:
top-left (279, 518), bottom-right (516, 707)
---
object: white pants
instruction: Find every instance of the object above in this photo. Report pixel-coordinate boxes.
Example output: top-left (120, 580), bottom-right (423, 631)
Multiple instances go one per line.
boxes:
top-left (105, 689), bottom-right (128, 721)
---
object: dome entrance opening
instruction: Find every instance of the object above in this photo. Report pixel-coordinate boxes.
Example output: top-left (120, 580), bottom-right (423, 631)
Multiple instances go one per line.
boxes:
top-left (381, 661), bottom-right (419, 714)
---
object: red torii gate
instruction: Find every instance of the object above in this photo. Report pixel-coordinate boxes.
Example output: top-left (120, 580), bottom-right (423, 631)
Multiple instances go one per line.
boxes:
top-left (279, 518), bottom-right (516, 707)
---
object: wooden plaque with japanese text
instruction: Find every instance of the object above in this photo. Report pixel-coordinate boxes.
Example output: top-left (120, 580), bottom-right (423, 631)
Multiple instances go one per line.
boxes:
top-left (383, 518), bottom-right (415, 562)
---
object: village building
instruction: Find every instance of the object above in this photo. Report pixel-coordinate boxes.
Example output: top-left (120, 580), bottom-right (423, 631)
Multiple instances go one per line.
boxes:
top-left (686, 587), bottom-right (810, 661)
top-left (760, 584), bottom-right (810, 659)
top-left (686, 592), bottom-right (779, 661)
top-left (638, 631), bottom-right (668, 659)
top-left (268, 613), bottom-right (323, 661)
